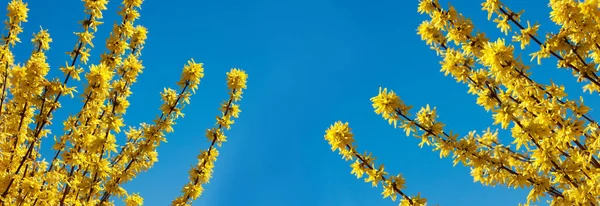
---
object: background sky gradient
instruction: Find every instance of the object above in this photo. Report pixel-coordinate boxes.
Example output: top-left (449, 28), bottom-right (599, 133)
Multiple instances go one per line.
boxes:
top-left (4, 0), bottom-right (600, 205)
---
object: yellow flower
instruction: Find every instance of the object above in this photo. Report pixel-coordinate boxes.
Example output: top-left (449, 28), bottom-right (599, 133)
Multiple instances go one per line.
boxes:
top-left (324, 121), bottom-right (354, 152)
top-left (226, 68), bottom-right (248, 91)
top-left (124, 193), bottom-right (143, 206)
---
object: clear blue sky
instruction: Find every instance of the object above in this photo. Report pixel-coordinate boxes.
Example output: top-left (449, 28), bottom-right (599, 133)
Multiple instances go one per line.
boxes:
top-left (5, 0), bottom-right (599, 205)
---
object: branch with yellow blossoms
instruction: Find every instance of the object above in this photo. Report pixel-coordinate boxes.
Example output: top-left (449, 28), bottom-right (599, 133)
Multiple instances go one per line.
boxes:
top-left (97, 63), bottom-right (199, 205)
top-left (171, 68), bottom-right (247, 206)
top-left (373, 88), bottom-right (571, 202)
top-left (0, 0), bottom-right (249, 205)
top-left (325, 121), bottom-right (427, 206)
top-left (0, 0), bottom-right (30, 117)
top-left (326, 87), bottom-right (568, 205)
top-left (483, 0), bottom-right (600, 93)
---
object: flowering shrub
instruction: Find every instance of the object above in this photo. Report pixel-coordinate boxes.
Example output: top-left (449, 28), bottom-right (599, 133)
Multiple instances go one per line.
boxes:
top-left (326, 0), bottom-right (600, 205)
top-left (0, 0), bottom-right (247, 205)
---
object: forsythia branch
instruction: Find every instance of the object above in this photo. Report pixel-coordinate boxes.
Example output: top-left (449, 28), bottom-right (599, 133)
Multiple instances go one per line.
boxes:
top-left (172, 68), bottom-right (247, 206)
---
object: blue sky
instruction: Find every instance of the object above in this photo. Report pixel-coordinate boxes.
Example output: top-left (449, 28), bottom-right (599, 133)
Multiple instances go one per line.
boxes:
top-left (4, 0), bottom-right (600, 205)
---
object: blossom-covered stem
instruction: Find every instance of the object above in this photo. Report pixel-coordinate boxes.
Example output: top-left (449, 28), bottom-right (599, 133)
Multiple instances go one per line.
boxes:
top-left (73, 16), bottom-right (146, 202)
top-left (369, 87), bottom-right (573, 203)
top-left (46, 14), bottom-right (130, 176)
top-left (395, 109), bottom-right (564, 198)
top-left (8, 39), bottom-right (47, 195)
top-left (82, 52), bottom-right (145, 202)
top-left (323, 121), bottom-right (426, 206)
top-left (0, 38), bottom-right (49, 203)
top-left (0, 29), bottom-right (15, 117)
top-left (173, 68), bottom-right (246, 205)
top-left (99, 81), bottom-right (192, 204)
top-left (180, 90), bottom-right (235, 204)
top-left (495, 6), bottom-right (600, 88)
top-left (444, 40), bottom-right (598, 169)
top-left (30, 14), bottom-right (94, 141)
top-left (0, 0), bottom-right (27, 118)
top-left (346, 144), bottom-right (414, 204)
top-left (0, 6), bottom-right (30, 200)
